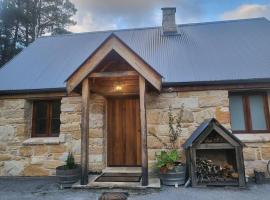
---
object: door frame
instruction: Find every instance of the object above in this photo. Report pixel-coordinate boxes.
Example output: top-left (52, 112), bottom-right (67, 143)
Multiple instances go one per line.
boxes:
top-left (105, 95), bottom-right (141, 167)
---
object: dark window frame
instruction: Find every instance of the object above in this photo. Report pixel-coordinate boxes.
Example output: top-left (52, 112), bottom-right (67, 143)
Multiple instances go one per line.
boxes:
top-left (32, 100), bottom-right (61, 137)
top-left (230, 92), bottom-right (270, 134)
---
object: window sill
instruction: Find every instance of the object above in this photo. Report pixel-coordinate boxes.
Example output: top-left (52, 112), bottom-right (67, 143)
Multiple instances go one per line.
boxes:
top-left (234, 133), bottom-right (270, 143)
top-left (23, 137), bottom-right (64, 145)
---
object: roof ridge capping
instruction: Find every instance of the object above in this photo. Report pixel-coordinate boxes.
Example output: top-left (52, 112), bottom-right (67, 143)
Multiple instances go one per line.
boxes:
top-left (177, 17), bottom-right (269, 27)
top-left (37, 17), bottom-right (269, 40)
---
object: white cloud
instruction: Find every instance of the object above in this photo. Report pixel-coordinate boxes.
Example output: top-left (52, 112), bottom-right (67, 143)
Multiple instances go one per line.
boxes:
top-left (221, 4), bottom-right (270, 20)
top-left (68, 0), bottom-right (201, 33)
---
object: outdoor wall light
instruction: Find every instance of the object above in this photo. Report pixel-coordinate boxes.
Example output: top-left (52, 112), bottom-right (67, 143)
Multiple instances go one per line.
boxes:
top-left (115, 85), bottom-right (123, 91)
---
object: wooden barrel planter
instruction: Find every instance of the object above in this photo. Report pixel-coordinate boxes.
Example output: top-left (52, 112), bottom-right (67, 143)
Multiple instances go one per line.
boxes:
top-left (56, 165), bottom-right (81, 188)
top-left (159, 164), bottom-right (186, 186)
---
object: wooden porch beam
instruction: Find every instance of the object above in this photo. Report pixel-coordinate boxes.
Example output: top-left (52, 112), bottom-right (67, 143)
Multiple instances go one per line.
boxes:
top-left (89, 71), bottom-right (138, 78)
top-left (139, 76), bottom-right (148, 186)
top-left (80, 78), bottom-right (90, 185)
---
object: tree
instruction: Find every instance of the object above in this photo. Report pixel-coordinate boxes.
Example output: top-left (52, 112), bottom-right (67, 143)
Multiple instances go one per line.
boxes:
top-left (0, 0), bottom-right (77, 67)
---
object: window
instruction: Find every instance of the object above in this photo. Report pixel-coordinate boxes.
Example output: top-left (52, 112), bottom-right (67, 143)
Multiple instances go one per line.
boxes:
top-left (229, 93), bottom-right (270, 133)
top-left (32, 100), bottom-right (61, 137)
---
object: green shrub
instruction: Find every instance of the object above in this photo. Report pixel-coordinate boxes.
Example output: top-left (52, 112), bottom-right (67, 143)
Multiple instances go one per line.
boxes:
top-left (156, 150), bottom-right (180, 172)
top-left (65, 152), bottom-right (76, 169)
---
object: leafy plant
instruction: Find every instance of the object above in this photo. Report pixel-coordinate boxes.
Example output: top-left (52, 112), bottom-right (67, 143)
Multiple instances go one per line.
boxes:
top-left (149, 104), bottom-right (184, 172)
top-left (156, 150), bottom-right (180, 171)
top-left (65, 152), bottom-right (76, 169)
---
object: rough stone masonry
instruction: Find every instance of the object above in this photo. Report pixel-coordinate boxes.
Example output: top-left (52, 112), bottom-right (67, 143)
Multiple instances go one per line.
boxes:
top-left (0, 90), bottom-right (270, 176)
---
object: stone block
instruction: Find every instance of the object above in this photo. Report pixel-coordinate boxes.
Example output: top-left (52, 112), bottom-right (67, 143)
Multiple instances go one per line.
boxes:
top-left (182, 110), bottom-right (194, 123)
top-left (0, 143), bottom-right (7, 151)
top-left (89, 128), bottom-right (103, 138)
top-left (50, 145), bottom-right (66, 153)
top-left (19, 146), bottom-right (32, 157)
top-left (0, 126), bottom-right (15, 141)
top-left (3, 100), bottom-right (25, 109)
top-left (72, 130), bottom-right (81, 140)
top-left (31, 156), bottom-right (47, 165)
top-left (148, 125), bottom-right (169, 136)
top-left (60, 113), bottom-right (81, 124)
top-left (199, 96), bottom-right (225, 108)
top-left (215, 107), bottom-right (230, 124)
top-left (89, 155), bottom-right (103, 163)
top-left (23, 165), bottom-right (50, 176)
top-left (4, 160), bottom-right (26, 176)
top-left (147, 110), bottom-right (169, 125)
top-left (89, 114), bottom-right (103, 128)
top-left (147, 136), bottom-right (169, 149)
top-left (45, 160), bottom-right (64, 169)
top-left (60, 123), bottom-right (80, 132)
top-left (90, 103), bottom-right (104, 114)
top-left (15, 125), bottom-right (26, 137)
top-left (89, 138), bottom-right (103, 146)
top-left (261, 147), bottom-right (270, 160)
top-left (194, 108), bottom-right (215, 124)
top-left (33, 145), bottom-right (48, 156)
top-left (89, 146), bottom-right (103, 155)
top-left (243, 148), bottom-right (257, 161)
top-left (0, 154), bottom-right (12, 161)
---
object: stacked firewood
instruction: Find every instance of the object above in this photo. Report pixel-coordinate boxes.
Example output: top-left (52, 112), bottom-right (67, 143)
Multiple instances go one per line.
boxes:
top-left (196, 159), bottom-right (239, 183)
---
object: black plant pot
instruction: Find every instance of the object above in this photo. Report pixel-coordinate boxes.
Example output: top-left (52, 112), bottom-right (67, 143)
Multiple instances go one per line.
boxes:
top-left (159, 164), bottom-right (186, 186)
top-left (56, 165), bottom-right (81, 188)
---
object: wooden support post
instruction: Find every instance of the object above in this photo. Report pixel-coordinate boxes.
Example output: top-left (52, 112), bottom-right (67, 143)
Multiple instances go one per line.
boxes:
top-left (139, 76), bottom-right (148, 186)
top-left (80, 78), bottom-right (90, 185)
top-left (190, 148), bottom-right (197, 187)
top-left (235, 146), bottom-right (246, 188)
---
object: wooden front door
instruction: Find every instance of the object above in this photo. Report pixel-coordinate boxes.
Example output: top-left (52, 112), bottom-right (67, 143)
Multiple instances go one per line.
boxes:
top-left (107, 96), bottom-right (141, 166)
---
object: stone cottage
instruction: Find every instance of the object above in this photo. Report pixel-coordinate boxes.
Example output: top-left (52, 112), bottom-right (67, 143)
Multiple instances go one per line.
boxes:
top-left (0, 8), bottom-right (270, 186)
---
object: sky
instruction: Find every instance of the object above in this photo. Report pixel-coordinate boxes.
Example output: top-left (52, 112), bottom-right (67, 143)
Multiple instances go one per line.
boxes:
top-left (68, 0), bottom-right (270, 33)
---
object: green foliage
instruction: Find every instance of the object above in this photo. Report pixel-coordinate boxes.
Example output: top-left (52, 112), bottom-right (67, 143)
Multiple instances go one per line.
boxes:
top-left (0, 0), bottom-right (77, 67)
top-left (151, 104), bottom-right (184, 172)
top-left (65, 152), bottom-right (76, 169)
top-left (168, 105), bottom-right (183, 149)
top-left (156, 150), bottom-right (180, 170)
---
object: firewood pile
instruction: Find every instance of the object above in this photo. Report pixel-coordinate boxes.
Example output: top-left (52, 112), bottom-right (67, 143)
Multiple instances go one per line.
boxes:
top-left (196, 159), bottom-right (239, 183)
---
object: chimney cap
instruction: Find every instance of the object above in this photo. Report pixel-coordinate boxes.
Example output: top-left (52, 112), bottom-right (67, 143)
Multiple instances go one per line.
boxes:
top-left (161, 7), bottom-right (176, 12)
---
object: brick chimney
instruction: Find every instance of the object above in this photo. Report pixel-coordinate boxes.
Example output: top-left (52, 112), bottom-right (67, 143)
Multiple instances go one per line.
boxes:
top-left (161, 7), bottom-right (177, 35)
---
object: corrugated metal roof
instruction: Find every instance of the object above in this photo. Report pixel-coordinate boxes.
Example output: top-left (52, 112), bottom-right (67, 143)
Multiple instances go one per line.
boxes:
top-left (0, 17), bottom-right (270, 92)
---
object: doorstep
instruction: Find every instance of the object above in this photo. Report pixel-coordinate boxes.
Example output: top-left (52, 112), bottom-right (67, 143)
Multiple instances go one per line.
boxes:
top-left (102, 167), bottom-right (142, 174)
top-left (72, 175), bottom-right (160, 189)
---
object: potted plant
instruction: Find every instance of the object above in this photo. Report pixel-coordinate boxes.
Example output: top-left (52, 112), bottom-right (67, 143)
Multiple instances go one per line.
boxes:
top-left (56, 152), bottom-right (81, 188)
top-left (150, 105), bottom-right (186, 186)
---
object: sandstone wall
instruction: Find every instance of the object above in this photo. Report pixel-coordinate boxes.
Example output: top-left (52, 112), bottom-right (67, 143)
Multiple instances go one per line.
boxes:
top-left (0, 95), bottom-right (106, 176)
top-left (1, 90), bottom-right (270, 177)
top-left (146, 90), bottom-right (231, 171)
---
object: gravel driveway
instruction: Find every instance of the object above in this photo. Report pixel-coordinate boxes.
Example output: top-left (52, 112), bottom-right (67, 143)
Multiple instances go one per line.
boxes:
top-left (0, 177), bottom-right (270, 200)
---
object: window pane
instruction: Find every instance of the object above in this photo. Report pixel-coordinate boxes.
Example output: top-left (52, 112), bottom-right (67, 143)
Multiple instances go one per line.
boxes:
top-left (35, 102), bottom-right (47, 119)
top-left (35, 119), bottom-right (47, 134)
top-left (249, 95), bottom-right (267, 130)
top-left (51, 119), bottom-right (60, 135)
top-left (229, 95), bottom-right (245, 130)
top-left (51, 101), bottom-right (61, 136)
top-left (52, 101), bottom-right (61, 118)
top-left (34, 102), bottom-right (48, 135)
